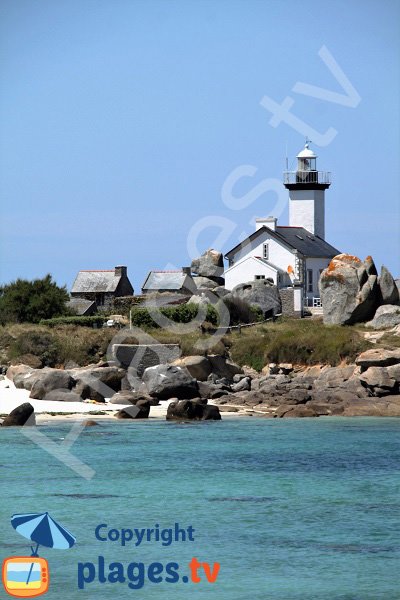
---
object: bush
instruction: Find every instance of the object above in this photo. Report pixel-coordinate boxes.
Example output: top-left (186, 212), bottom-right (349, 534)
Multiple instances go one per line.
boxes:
top-left (129, 303), bottom-right (219, 329)
top-left (8, 330), bottom-right (61, 367)
top-left (0, 275), bottom-right (69, 324)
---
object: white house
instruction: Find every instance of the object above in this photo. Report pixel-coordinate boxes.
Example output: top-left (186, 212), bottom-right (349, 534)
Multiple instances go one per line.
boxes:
top-left (224, 142), bottom-right (341, 308)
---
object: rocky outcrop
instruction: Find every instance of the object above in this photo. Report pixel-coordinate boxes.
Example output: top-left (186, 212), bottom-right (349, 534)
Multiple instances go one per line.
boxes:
top-left (30, 371), bottom-right (75, 400)
top-left (166, 399), bottom-right (221, 421)
top-left (191, 249), bottom-right (224, 285)
top-left (226, 280), bottom-right (281, 317)
top-left (365, 305), bottom-right (400, 330)
top-left (142, 364), bottom-right (199, 399)
top-left (2, 403), bottom-right (35, 426)
top-left (213, 350), bottom-right (400, 416)
top-left (320, 256), bottom-right (399, 326)
top-left (320, 254), bottom-right (380, 325)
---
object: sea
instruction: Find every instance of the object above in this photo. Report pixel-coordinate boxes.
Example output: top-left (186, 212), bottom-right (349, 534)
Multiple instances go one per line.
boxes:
top-left (1, 417), bottom-right (399, 600)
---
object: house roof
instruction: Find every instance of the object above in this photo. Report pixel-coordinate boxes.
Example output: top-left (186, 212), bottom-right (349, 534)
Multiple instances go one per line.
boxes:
top-left (276, 227), bottom-right (340, 257)
top-left (142, 270), bottom-right (193, 291)
top-left (66, 298), bottom-right (96, 316)
top-left (225, 226), bottom-right (340, 259)
top-left (71, 270), bottom-right (121, 293)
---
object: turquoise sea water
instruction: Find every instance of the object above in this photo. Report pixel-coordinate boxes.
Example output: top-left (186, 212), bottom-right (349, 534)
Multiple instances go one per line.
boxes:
top-left (1, 417), bottom-right (399, 599)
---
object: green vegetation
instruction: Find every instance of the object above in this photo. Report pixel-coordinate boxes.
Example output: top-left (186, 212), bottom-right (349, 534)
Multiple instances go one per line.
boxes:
top-left (229, 318), bottom-right (371, 371)
top-left (0, 317), bottom-right (372, 371)
top-left (40, 315), bottom-right (106, 328)
top-left (0, 275), bottom-right (69, 325)
top-left (1, 324), bottom-right (115, 367)
top-left (129, 303), bottom-right (220, 329)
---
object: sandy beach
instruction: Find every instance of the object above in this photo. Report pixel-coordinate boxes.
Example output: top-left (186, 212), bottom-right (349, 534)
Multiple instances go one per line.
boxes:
top-left (0, 378), bottom-right (170, 421)
top-left (0, 378), bottom-right (249, 422)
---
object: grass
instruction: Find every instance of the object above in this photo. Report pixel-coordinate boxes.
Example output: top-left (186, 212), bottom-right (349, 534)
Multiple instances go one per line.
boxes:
top-left (229, 318), bottom-right (371, 371)
top-left (0, 317), bottom-right (376, 372)
top-left (0, 323), bottom-right (115, 367)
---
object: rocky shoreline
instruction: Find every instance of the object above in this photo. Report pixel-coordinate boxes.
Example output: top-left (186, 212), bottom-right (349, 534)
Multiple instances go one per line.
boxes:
top-left (2, 346), bottom-right (400, 425)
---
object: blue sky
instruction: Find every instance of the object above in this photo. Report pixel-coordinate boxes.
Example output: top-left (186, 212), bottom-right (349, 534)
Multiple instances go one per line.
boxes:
top-left (1, 0), bottom-right (399, 291)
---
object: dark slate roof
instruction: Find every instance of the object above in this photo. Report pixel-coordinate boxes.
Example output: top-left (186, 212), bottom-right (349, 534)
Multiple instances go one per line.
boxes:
top-left (142, 271), bottom-right (193, 291)
top-left (275, 227), bottom-right (340, 257)
top-left (225, 226), bottom-right (340, 259)
top-left (71, 270), bottom-right (121, 293)
top-left (66, 298), bottom-right (96, 316)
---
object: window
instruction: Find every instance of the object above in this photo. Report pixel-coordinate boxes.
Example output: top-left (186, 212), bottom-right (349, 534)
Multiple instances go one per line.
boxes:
top-left (307, 269), bottom-right (313, 293)
top-left (255, 275), bottom-right (266, 280)
top-left (263, 243), bottom-right (269, 260)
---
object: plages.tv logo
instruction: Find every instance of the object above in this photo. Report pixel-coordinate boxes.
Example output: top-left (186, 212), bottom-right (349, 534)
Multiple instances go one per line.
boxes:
top-left (2, 512), bottom-right (76, 598)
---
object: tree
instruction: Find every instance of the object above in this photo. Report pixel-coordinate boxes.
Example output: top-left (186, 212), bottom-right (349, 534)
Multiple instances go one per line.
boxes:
top-left (0, 274), bottom-right (70, 324)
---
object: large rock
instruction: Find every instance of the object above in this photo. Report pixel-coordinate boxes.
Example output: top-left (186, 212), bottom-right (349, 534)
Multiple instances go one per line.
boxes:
top-left (111, 344), bottom-right (181, 376)
top-left (142, 365), bottom-right (199, 399)
top-left (2, 403), bottom-right (35, 426)
top-left (191, 249), bottom-right (224, 283)
top-left (41, 389), bottom-right (84, 402)
top-left (193, 276), bottom-right (220, 290)
top-left (355, 348), bottom-right (400, 370)
top-left (378, 266), bottom-right (400, 305)
top-left (207, 355), bottom-right (243, 380)
top-left (226, 280), bottom-right (281, 317)
top-left (172, 356), bottom-right (212, 381)
top-left (116, 400), bottom-right (150, 419)
top-left (30, 371), bottom-right (75, 400)
top-left (109, 391), bottom-right (155, 405)
top-left (69, 365), bottom-right (126, 399)
top-left (6, 364), bottom-right (35, 383)
top-left (365, 305), bottom-right (400, 330)
top-left (320, 254), bottom-right (380, 325)
top-left (166, 399), bottom-right (221, 421)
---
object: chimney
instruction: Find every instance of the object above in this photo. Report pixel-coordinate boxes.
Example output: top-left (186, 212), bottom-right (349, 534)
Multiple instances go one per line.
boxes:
top-left (255, 216), bottom-right (277, 231)
top-left (114, 266), bottom-right (127, 277)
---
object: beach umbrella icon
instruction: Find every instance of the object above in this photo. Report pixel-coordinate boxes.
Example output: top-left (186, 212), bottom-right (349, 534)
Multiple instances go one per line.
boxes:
top-left (11, 512), bottom-right (76, 555)
top-left (10, 512), bottom-right (76, 587)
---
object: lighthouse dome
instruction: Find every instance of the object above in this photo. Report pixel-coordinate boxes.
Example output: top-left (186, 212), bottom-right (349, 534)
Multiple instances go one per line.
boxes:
top-left (297, 142), bottom-right (317, 159)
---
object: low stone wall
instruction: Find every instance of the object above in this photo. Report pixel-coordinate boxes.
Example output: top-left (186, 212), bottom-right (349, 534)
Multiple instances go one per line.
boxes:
top-left (111, 344), bottom-right (181, 376)
top-left (279, 288), bottom-right (302, 318)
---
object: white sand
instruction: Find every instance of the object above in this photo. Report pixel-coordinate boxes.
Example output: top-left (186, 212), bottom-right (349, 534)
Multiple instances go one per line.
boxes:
top-left (0, 378), bottom-right (178, 420)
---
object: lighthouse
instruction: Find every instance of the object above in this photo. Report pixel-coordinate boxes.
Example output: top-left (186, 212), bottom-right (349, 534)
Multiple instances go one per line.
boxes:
top-left (283, 141), bottom-right (331, 239)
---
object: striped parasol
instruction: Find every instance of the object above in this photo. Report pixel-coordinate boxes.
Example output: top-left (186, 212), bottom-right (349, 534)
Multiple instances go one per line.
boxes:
top-left (11, 512), bottom-right (76, 554)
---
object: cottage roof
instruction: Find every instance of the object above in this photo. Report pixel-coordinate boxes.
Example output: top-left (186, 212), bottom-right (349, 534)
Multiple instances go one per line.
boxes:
top-left (225, 226), bottom-right (340, 260)
top-left (71, 270), bottom-right (122, 293)
top-left (66, 298), bottom-right (96, 316)
top-left (142, 270), bottom-right (193, 291)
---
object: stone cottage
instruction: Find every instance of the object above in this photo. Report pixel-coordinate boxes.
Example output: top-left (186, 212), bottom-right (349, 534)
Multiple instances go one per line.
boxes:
top-left (70, 266), bottom-right (134, 310)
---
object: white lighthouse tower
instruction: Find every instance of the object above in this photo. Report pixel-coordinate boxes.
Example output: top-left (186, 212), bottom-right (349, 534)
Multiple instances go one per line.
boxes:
top-left (283, 141), bottom-right (331, 239)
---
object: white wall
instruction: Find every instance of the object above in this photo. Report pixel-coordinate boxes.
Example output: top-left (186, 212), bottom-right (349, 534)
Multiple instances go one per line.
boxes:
top-left (304, 256), bottom-right (332, 299)
top-left (289, 189), bottom-right (325, 238)
top-left (229, 229), bottom-right (295, 271)
top-left (225, 256), bottom-right (277, 290)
